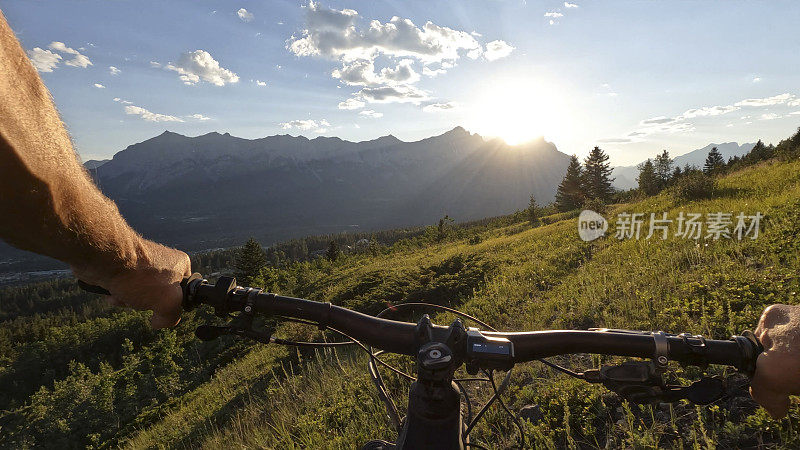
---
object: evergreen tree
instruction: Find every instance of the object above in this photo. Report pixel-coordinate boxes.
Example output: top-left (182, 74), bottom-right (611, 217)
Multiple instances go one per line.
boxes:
top-left (653, 150), bottom-right (673, 189)
top-left (527, 195), bottom-right (539, 225)
top-left (672, 165), bottom-right (682, 180)
top-left (234, 237), bottom-right (266, 286)
top-left (325, 240), bottom-right (341, 261)
top-left (637, 159), bottom-right (660, 196)
top-left (703, 147), bottom-right (725, 175)
top-left (436, 215), bottom-right (454, 242)
top-left (581, 146), bottom-right (615, 203)
top-left (555, 155), bottom-right (585, 211)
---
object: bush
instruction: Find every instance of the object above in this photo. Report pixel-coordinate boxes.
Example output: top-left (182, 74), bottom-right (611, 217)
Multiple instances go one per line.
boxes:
top-left (673, 171), bottom-right (715, 201)
top-left (582, 197), bottom-right (607, 214)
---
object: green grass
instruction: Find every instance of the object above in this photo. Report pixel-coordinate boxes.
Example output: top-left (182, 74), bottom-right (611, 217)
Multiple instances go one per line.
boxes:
top-left (123, 159), bottom-right (800, 449)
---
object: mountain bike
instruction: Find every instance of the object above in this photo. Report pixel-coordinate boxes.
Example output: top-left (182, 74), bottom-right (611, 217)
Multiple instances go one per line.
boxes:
top-left (80, 274), bottom-right (763, 449)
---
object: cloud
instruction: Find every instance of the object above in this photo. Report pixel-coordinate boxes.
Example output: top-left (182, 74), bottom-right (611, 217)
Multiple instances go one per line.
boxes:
top-left (639, 116), bottom-right (676, 125)
top-left (113, 97), bottom-right (133, 105)
top-left (734, 93), bottom-right (793, 107)
top-left (544, 12), bottom-right (564, 18)
top-left (93, 83), bottom-right (105, 89)
top-left (355, 85), bottom-right (429, 104)
top-left (150, 61), bottom-right (162, 68)
top-left (423, 66), bottom-right (447, 77)
top-left (338, 98), bottom-right (366, 110)
top-left (681, 105), bottom-right (740, 118)
top-left (790, 111), bottom-right (800, 115)
top-left (165, 50), bottom-right (239, 86)
top-left (752, 77), bottom-right (761, 83)
top-left (358, 110), bottom-right (383, 118)
top-left (484, 40), bottom-right (514, 61)
top-left (108, 66), bottom-right (121, 75)
top-left (564, 2), bottom-right (579, 7)
top-left (124, 105), bottom-right (184, 122)
top-left (759, 113), bottom-right (780, 120)
top-left (48, 41), bottom-right (92, 68)
top-left (187, 113), bottom-right (212, 121)
top-left (237, 8), bottom-right (254, 22)
top-left (289, 2), bottom-right (482, 63)
top-left (27, 48), bottom-right (61, 72)
top-left (255, 80), bottom-right (267, 86)
top-left (598, 138), bottom-right (633, 144)
top-left (280, 119), bottom-right (330, 133)
top-left (423, 102), bottom-right (457, 112)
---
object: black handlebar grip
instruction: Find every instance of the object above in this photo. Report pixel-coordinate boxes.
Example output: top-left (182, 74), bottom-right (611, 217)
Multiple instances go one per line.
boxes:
top-left (77, 280), bottom-right (112, 296)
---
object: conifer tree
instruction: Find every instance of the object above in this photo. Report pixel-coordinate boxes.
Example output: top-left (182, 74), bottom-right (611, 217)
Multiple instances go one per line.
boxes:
top-left (703, 147), bottom-right (725, 175)
top-left (234, 237), bottom-right (267, 286)
top-left (653, 150), bottom-right (673, 189)
top-left (637, 159), bottom-right (659, 196)
top-left (527, 195), bottom-right (539, 225)
top-left (325, 240), bottom-right (341, 261)
top-left (581, 146), bottom-right (615, 203)
top-left (555, 155), bottom-right (585, 211)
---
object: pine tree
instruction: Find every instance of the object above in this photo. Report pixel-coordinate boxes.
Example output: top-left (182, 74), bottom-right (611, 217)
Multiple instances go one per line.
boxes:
top-left (582, 146), bottom-right (615, 203)
top-left (527, 195), bottom-right (539, 225)
top-left (234, 237), bottom-right (267, 286)
top-left (555, 155), bottom-right (584, 211)
top-left (325, 240), bottom-right (341, 261)
top-left (703, 147), bottom-right (725, 175)
top-left (653, 150), bottom-right (673, 189)
top-left (637, 159), bottom-right (659, 196)
top-left (672, 165), bottom-right (682, 180)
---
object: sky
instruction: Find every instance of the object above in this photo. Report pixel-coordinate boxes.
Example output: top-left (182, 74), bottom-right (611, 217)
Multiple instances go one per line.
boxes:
top-left (3, 0), bottom-right (800, 165)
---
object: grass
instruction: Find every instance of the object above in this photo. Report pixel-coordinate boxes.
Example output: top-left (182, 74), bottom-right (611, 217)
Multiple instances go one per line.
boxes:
top-left (124, 158), bottom-right (800, 449)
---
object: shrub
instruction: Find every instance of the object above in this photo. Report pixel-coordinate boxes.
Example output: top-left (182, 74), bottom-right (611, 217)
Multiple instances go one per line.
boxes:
top-left (582, 197), bottom-right (607, 214)
top-left (673, 171), bottom-right (715, 201)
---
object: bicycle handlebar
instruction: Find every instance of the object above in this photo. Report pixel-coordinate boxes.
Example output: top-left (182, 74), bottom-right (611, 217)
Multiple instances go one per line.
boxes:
top-left (180, 275), bottom-right (762, 374)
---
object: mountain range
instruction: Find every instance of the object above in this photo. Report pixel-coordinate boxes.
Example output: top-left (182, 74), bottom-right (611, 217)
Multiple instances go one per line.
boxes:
top-left (83, 127), bottom-right (571, 251)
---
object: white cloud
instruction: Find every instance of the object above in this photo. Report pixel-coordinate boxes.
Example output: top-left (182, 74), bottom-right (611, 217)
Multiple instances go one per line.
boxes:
top-left (423, 102), bottom-right (457, 112)
top-left (113, 97), bottom-right (133, 105)
top-left (150, 61), bottom-right (162, 68)
top-left (27, 48), bottom-right (61, 72)
top-left (165, 50), bottom-right (239, 86)
top-left (544, 12), bottom-right (564, 18)
top-left (358, 109), bottom-right (383, 118)
top-left (356, 85), bottom-right (429, 104)
top-left (484, 40), bottom-right (514, 61)
top-left (759, 113), bottom-right (780, 120)
top-left (338, 98), bottom-right (366, 110)
top-left (280, 119), bottom-right (331, 133)
top-left (93, 83), bottom-right (105, 89)
top-left (255, 80), bottom-right (267, 86)
top-left (48, 41), bottom-right (92, 68)
top-left (752, 77), bottom-right (761, 83)
top-left (789, 111), bottom-right (800, 115)
top-left (423, 66), bottom-right (447, 77)
top-left (640, 116), bottom-right (677, 125)
top-left (125, 105), bottom-right (184, 122)
top-left (681, 105), bottom-right (740, 118)
top-left (564, 2), bottom-right (579, 7)
top-left (237, 8), bottom-right (254, 22)
top-left (289, 2), bottom-right (482, 63)
top-left (734, 93), bottom-right (793, 107)
top-left (187, 113), bottom-right (212, 121)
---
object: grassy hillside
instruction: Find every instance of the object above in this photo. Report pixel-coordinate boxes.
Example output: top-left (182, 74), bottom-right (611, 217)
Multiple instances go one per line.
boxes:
top-left (130, 158), bottom-right (799, 449)
top-left (1, 157), bottom-right (799, 448)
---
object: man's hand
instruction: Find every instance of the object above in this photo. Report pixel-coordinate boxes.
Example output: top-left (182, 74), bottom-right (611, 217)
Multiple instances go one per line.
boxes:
top-left (0, 10), bottom-right (190, 329)
top-left (750, 304), bottom-right (800, 418)
top-left (72, 240), bottom-right (191, 329)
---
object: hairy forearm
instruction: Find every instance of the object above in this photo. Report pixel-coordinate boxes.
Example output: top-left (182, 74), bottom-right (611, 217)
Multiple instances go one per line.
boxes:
top-left (0, 11), bottom-right (141, 277)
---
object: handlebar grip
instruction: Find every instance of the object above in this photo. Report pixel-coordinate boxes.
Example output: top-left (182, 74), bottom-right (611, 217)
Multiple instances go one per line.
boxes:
top-left (77, 280), bottom-right (112, 296)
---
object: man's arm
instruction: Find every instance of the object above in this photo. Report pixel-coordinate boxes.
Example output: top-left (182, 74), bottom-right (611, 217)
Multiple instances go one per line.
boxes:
top-left (750, 304), bottom-right (800, 418)
top-left (0, 10), bottom-right (189, 328)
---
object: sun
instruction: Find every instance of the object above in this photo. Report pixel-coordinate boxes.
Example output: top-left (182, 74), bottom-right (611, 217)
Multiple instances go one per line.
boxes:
top-left (466, 76), bottom-right (572, 146)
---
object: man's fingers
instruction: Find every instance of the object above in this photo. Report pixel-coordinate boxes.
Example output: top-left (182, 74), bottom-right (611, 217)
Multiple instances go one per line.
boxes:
top-left (750, 385), bottom-right (790, 419)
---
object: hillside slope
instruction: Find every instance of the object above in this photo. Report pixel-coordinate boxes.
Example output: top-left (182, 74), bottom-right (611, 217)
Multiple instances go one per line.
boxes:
top-left (2, 158), bottom-right (798, 449)
top-left (127, 158), bottom-right (800, 448)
